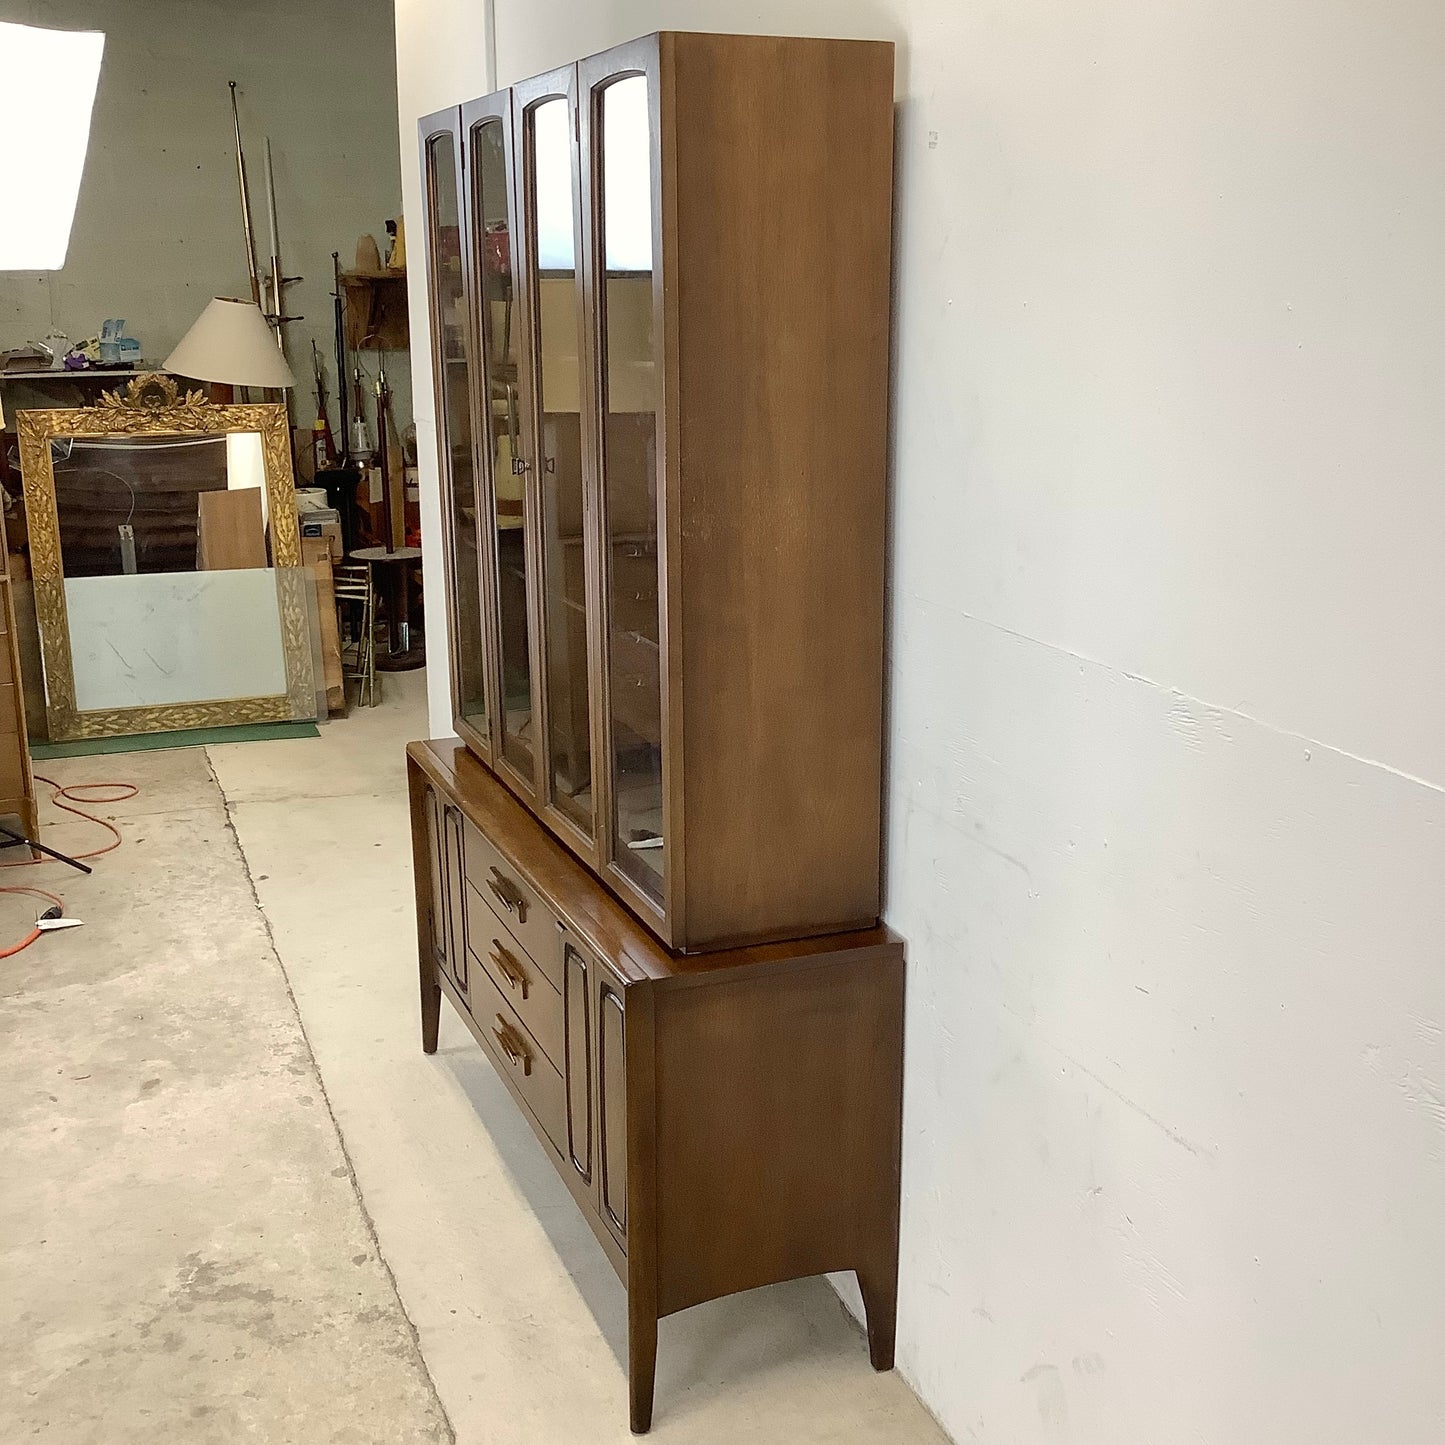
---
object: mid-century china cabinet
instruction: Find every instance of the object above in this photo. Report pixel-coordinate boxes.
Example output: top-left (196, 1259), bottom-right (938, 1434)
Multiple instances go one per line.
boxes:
top-left (411, 31), bottom-right (902, 1432)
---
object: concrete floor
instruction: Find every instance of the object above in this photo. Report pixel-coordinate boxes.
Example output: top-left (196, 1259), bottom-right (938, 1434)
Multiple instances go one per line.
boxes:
top-left (5, 671), bottom-right (949, 1443)
top-left (0, 743), bottom-right (448, 1443)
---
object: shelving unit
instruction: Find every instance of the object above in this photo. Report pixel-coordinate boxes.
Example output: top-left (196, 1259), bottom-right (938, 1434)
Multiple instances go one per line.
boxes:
top-left (338, 269), bottom-right (409, 351)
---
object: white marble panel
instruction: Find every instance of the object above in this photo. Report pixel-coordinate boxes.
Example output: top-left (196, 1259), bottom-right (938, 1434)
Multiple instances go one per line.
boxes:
top-left (66, 569), bottom-right (287, 712)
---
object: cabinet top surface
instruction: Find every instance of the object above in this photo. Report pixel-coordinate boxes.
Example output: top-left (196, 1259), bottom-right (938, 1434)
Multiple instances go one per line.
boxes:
top-left (417, 32), bottom-right (895, 127)
top-left (411, 739), bottom-right (901, 983)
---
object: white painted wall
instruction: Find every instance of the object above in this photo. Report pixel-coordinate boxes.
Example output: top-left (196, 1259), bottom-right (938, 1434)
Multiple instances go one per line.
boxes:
top-left (396, 2), bottom-right (1445, 1441)
top-left (0, 0), bottom-right (409, 433)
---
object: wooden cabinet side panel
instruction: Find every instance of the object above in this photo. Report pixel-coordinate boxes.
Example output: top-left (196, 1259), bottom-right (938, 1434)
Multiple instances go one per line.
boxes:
top-left (666, 35), bottom-right (896, 948)
top-left (651, 946), bottom-right (905, 1318)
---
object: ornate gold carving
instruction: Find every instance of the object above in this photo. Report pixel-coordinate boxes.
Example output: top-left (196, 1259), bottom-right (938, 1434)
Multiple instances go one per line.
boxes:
top-left (14, 373), bottom-right (315, 742)
top-left (47, 697), bottom-right (296, 741)
top-left (97, 373), bottom-right (202, 412)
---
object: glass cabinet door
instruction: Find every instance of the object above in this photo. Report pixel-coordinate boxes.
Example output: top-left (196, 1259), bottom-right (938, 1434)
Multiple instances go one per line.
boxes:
top-left (465, 103), bottom-right (534, 784)
top-left (589, 70), bottom-right (664, 904)
top-left (519, 79), bottom-right (595, 841)
top-left (421, 114), bottom-right (487, 748)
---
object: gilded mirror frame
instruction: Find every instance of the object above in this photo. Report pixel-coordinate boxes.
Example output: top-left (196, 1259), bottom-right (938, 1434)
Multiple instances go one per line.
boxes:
top-left (15, 373), bottom-right (315, 741)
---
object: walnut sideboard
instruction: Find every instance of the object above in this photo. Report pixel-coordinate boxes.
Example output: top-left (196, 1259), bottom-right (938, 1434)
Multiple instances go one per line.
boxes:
top-left (408, 738), bottom-right (905, 1432)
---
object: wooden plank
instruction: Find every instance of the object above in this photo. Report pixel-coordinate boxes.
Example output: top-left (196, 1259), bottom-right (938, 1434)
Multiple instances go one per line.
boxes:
top-left (196, 487), bottom-right (266, 571)
top-left (0, 507), bottom-right (35, 836)
top-left (300, 536), bottom-right (345, 712)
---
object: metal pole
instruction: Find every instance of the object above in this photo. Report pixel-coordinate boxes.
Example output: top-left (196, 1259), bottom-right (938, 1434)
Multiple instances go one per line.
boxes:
top-left (333, 252), bottom-right (349, 453)
top-left (375, 366), bottom-right (394, 550)
top-left (229, 82), bottom-right (262, 306)
top-left (264, 138), bottom-right (286, 354)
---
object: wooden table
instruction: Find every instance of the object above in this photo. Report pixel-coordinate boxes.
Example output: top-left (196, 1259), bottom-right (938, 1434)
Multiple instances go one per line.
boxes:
top-left (349, 545), bottom-right (424, 671)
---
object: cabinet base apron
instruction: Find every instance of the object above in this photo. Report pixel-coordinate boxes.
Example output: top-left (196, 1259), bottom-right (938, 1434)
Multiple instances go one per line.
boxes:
top-left (408, 739), bottom-right (905, 1433)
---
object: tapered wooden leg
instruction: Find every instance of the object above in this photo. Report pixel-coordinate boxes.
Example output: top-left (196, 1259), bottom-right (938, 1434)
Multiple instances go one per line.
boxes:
top-left (628, 1302), bottom-right (658, 1433)
top-left (857, 1259), bottom-right (898, 1371)
top-left (407, 756), bottom-right (443, 1057)
top-left (420, 969), bottom-right (441, 1054)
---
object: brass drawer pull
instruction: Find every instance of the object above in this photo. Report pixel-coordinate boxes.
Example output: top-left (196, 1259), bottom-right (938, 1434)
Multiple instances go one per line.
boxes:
top-left (493, 1016), bottom-right (532, 1076)
top-left (486, 866), bottom-right (528, 923)
top-left (491, 939), bottom-right (529, 999)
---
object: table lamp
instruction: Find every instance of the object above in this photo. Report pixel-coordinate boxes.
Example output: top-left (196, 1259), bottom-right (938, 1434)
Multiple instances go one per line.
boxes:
top-left (163, 297), bottom-right (296, 389)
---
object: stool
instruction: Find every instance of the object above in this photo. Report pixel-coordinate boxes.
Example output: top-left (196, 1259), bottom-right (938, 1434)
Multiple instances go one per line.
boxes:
top-left (333, 561), bottom-right (379, 707)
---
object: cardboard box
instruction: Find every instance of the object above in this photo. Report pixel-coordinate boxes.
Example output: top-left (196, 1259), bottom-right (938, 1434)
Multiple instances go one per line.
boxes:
top-left (299, 506), bottom-right (343, 562)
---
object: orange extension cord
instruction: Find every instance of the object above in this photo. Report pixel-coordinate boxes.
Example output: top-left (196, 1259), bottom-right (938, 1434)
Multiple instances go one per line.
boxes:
top-left (0, 776), bottom-right (138, 957)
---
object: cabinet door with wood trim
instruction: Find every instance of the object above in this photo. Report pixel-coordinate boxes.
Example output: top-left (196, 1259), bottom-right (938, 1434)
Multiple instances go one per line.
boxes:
top-left (461, 91), bottom-right (538, 800)
top-left (420, 106), bottom-right (495, 762)
top-left (562, 924), bottom-right (628, 1247)
top-left (442, 803), bottom-right (471, 1001)
top-left (578, 40), bottom-right (668, 932)
top-left (422, 784), bottom-right (450, 980)
top-left (562, 937), bottom-right (595, 1193)
top-left (597, 975), bottom-right (628, 1245)
top-left (513, 65), bottom-right (603, 862)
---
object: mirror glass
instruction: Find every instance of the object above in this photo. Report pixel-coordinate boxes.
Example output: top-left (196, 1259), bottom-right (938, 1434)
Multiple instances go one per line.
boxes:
top-left (529, 94), bottom-right (592, 835)
top-left (48, 431), bottom-right (290, 711)
top-left (598, 75), bottom-right (663, 900)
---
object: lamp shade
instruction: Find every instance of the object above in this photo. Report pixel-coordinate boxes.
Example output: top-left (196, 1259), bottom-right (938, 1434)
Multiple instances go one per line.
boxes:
top-left (163, 297), bottom-right (296, 389)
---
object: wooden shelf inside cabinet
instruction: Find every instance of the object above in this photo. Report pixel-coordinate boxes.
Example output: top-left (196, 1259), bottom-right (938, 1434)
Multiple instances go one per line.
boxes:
top-left (340, 269), bottom-right (410, 351)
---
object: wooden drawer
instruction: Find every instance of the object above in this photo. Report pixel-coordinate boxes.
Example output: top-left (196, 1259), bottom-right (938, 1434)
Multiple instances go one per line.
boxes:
top-left (471, 959), bottom-right (567, 1157)
top-left (461, 816), bottom-right (562, 991)
top-left (465, 881), bottom-right (564, 1070)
